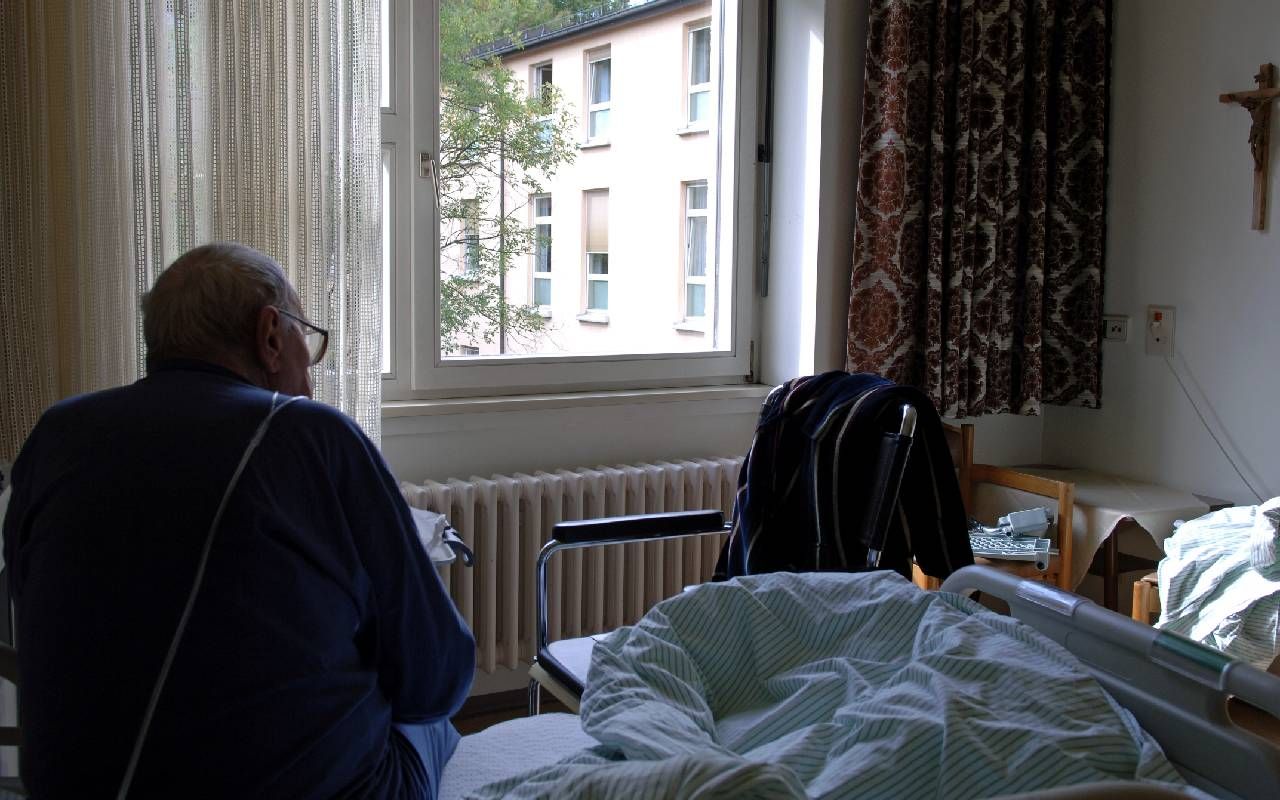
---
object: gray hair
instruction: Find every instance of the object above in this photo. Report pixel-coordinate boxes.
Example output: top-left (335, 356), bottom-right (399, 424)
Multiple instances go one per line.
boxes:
top-left (143, 242), bottom-right (297, 367)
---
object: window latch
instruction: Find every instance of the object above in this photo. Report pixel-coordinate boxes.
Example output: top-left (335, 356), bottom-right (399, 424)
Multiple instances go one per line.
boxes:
top-left (420, 151), bottom-right (441, 203)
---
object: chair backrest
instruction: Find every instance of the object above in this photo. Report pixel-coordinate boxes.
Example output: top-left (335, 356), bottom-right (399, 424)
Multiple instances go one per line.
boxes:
top-left (942, 422), bottom-right (975, 509)
top-left (969, 463), bottom-right (1075, 590)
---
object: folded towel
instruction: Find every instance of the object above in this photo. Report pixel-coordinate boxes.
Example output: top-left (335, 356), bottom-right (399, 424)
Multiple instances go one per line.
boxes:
top-left (1250, 497), bottom-right (1280, 573)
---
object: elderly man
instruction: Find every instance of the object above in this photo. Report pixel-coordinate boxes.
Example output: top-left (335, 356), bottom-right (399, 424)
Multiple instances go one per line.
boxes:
top-left (3, 243), bottom-right (474, 798)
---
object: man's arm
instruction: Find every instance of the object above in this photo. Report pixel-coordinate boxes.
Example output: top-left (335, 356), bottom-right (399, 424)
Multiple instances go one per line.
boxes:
top-left (331, 417), bottom-right (475, 722)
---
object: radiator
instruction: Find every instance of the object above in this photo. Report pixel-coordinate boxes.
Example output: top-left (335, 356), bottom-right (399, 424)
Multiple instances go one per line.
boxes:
top-left (400, 458), bottom-right (743, 674)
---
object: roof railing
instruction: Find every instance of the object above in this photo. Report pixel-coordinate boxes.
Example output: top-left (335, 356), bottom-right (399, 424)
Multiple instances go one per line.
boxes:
top-left (468, 0), bottom-right (665, 60)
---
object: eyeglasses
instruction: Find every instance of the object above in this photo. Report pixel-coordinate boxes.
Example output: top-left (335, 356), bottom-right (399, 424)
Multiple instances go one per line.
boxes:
top-left (276, 307), bottom-right (329, 366)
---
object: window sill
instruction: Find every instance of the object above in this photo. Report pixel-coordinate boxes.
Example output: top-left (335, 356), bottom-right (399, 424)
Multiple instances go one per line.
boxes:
top-left (576, 311), bottom-right (610, 325)
top-left (673, 320), bottom-right (707, 334)
top-left (675, 124), bottom-right (710, 137)
top-left (536, 305), bottom-right (552, 319)
top-left (578, 139), bottom-right (610, 150)
top-left (382, 384), bottom-right (772, 420)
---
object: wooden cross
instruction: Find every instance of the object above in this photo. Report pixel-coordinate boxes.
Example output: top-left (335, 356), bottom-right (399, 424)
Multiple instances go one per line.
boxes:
top-left (1220, 63), bottom-right (1280, 230)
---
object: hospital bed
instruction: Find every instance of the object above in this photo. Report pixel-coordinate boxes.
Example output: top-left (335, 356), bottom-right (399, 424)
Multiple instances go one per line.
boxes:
top-left (445, 513), bottom-right (1280, 800)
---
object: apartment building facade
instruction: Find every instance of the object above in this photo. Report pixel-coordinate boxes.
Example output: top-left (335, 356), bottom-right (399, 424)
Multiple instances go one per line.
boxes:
top-left (450, 0), bottom-right (721, 358)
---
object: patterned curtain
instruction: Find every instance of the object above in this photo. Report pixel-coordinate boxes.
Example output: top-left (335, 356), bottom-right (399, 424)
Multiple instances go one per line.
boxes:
top-left (846, 0), bottom-right (1110, 417)
top-left (0, 0), bottom-right (382, 462)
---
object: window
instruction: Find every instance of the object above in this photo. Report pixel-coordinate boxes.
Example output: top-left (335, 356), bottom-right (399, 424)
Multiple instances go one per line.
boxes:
top-left (532, 61), bottom-right (553, 98)
top-left (532, 62), bottom-right (554, 144)
top-left (460, 345), bottom-right (480, 356)
top-left (532, 194), bottom-right (552, 308)
top-left (683, 181), bottom-right (709, 318)
top-left (687, 24), bottom-right (711, 126)
top-left (587, 49), bottom-right (611, 142)
top-left (583, 190), bottom-right (608, 313)
top-left (382, 0), bottom-right (760, 397)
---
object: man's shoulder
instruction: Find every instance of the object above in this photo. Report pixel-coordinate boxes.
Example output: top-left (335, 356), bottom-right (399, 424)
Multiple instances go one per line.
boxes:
top-left (271, 397), bottom-right (375, 451)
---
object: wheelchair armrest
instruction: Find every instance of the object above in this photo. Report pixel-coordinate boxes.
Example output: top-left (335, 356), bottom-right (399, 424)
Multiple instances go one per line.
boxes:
top-left (535, 510), bottom-right (727, 657)
top-left (551, 510), bottom-right (725, 545)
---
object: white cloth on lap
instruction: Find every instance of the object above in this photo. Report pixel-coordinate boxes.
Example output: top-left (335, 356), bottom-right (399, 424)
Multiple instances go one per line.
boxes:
top-left (409, 506), bottom-right (457, 565)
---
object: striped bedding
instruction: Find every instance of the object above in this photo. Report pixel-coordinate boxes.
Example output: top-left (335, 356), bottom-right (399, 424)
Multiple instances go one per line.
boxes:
top-left (1158, 504), bottom-right (1280, 670)
top-left (471, 572), bottom-right (1191, 799)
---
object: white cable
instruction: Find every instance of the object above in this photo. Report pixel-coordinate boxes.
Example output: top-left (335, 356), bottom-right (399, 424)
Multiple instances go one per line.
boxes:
top-left (116, 393), bottom-right (300, 799)
top-left (1163, 356), bottom-right (1265, 503)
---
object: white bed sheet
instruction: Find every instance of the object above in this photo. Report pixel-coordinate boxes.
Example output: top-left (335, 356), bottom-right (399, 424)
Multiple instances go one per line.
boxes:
top-left (440, 713), bottom-right (597, 800)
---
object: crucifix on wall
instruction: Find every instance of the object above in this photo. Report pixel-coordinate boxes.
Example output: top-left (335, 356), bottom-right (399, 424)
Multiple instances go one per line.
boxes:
top-left (1219, 63), bottom-right (1280, 230)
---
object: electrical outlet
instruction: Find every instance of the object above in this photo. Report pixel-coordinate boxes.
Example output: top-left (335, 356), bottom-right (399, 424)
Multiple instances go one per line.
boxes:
top-left (1102, 315), bottom-right (1129, 342)
top-left (1146, 305), bottom-right (1175, 357)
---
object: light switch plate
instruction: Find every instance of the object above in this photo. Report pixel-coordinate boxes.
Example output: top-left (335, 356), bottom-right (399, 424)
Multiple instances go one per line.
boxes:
top-left (1145, 305), bottom-right (1174, 357)
top-left (1102, 315), bottom-right (1129, 342)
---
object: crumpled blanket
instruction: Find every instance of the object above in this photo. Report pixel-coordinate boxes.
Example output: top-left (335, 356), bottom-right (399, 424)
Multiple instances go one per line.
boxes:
top-left (472, 572), bottom-right (1189, 799)
top-left (1160, 503), bottom-right (1280, 670)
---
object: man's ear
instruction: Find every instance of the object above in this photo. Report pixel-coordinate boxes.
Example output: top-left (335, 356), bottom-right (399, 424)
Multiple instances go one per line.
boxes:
top-left (255, 305), bottom-right (286, 375)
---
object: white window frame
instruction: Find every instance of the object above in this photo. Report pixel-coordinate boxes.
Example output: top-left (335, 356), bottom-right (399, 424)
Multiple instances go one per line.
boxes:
top-left (686, 22), bottom-right (712, 128)
top-left (586, 48), bottom-right (612, 144)
top-left (683, 180), bottom-right (709, 321)
top-left (384, 0), bottom-right (762, 399)
top-left (531, 193), bottom-right (552, 313)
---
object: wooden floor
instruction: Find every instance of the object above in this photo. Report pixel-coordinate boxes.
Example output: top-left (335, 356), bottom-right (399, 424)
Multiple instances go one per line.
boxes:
top-left (452, 688), bottom-right (569, 736)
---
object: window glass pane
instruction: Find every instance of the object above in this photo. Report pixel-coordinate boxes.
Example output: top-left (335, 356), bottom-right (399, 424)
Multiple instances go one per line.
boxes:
top-left (589, 108), bottom-right (610, 139)
top-left (591, 58), bottom-right (611, 103)
top-left (686, 217), bottom-right (707, 277)
top-left (686, 283), bottom-right (705, 317)
top-left (535, 223), bottom-right (551, 271)
top-left (588, 279), bottom-right (608, 310)
top-left (689, 90), bottom-right (710, 124)
top-left (687, 182), bottom-right (708, 210)
top-left (436, 1), bottom-right (729, 360)
top-left (690, 27), bottom-right (710, 85)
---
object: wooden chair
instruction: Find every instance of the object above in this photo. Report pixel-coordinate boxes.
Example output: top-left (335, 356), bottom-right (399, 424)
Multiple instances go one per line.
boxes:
top-left (1132, 572), bottom-right (1160, 624)
top-left (914, 423), bottom-right (1075, 591)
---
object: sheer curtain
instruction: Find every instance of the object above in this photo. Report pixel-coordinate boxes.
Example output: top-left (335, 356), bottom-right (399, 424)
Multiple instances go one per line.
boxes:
top-left (1, 0), bottom-right (382, 463)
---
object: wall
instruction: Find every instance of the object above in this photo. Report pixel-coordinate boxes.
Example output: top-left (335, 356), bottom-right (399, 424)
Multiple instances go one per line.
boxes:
top-left (1042, 0), bottom-right (1280, 504)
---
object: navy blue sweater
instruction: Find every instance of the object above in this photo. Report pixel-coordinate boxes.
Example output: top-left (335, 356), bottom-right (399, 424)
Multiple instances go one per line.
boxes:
top-left (3, 360), bottom-right (474, 798)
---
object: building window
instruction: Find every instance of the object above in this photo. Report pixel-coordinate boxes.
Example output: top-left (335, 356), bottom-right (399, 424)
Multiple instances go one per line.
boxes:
top-left (463, 199), bottom-right (480, 273)
top-left (587, 49), bottom-right (611, 141)
top-left (460, 345), bottom-right (480, 356)
top-left (684, 181), bottom-right (708, 318)
top-left (532, 61), bottom-right (553, 98)
top-left (584, 189), bottom-right (608, 311)
top-left (532, 194), bottom-right (552, 308)
top-left (687, 24), bottom-right (711, 126)
top-left (532, 61), bottom-right (554, 144)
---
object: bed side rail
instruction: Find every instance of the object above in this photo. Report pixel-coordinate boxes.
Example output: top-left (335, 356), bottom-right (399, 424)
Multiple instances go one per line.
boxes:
top-left (941, 565), bottom-right (1280, 800)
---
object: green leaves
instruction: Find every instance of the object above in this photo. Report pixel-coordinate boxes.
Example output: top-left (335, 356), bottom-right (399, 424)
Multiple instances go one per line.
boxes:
top-left (436, 0), bottom-right (601, 352)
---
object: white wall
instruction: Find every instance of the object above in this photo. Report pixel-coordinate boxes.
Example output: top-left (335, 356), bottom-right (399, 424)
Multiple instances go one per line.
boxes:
top-left (1042, 0), bottom-right (1280, 504)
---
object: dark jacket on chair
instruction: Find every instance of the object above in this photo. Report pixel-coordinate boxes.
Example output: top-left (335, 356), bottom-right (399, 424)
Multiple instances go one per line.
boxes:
top-left (715, 372), bottom-right (972, 581)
